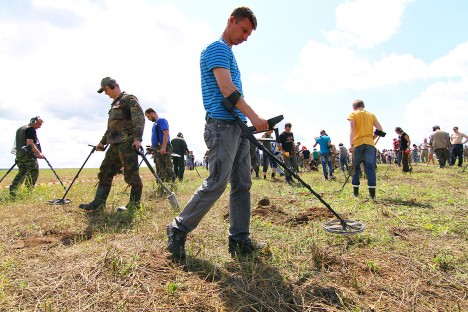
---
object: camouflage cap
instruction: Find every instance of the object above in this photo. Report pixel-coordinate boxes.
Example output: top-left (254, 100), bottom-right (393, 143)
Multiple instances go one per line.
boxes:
top-left (97, 77), bottom-right (116, 93)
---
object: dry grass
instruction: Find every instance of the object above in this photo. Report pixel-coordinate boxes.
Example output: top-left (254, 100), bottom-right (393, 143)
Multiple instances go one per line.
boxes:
top-left (0, 163), bottom-right (467, 311)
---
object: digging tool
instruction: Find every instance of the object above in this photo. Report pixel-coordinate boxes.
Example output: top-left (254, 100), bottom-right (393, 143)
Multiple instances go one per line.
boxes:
top-left (222, 99), bottom-right (365, 235)
top-left (48, 145), bottom-right (99, 205)
top-left (136, 149), bottom-right (180, 210)
top-left (43, 157), bottom-right (66, 191)
top-left (0, 162), bottom-right (16, 184)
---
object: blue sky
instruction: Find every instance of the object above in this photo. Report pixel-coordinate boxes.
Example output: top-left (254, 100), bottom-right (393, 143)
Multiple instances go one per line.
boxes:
top-left (1, 0), bottom-right (467, 168)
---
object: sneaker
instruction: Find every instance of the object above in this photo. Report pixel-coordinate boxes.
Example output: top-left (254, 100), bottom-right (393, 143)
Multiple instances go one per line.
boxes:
top-left (228, 238), bottom-right (261, 257)
top-left (166, 224), bottom-right (187, 260)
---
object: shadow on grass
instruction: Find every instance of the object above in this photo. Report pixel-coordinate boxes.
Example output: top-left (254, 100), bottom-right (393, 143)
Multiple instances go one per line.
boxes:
top-left (83, 206), bottom-right (138, 236)
top-left (378, 198), bottom-right (432, 208)
top-left (183, 256), bottom-right (300, 311)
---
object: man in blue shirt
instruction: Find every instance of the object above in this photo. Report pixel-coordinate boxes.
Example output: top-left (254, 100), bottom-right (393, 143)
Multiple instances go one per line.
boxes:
top-left (314, 130), bottom-right (335, 180)
top-left (145, 108), bottom-right (175, 183)
top-left (167, 7), bottom-right (268, 260)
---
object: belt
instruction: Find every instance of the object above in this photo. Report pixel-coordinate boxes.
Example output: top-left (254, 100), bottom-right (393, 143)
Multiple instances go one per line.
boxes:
top-left (206, 117), bottom-right (236, 124)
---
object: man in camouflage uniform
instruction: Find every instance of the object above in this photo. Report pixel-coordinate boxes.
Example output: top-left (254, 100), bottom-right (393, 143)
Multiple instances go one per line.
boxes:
top-left (145, 108), bottom-right (176, 183)
top-left (79, 77), bottom-right (145, 211)
top-left (9, 116), bottom-right (45, 197)
top-left (249, 140), bottom-right (259, 178)
top-left (171, 132), bottom-right (189, 181)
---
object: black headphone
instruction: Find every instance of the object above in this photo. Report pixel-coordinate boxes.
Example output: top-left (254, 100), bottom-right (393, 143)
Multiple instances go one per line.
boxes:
top-left (30, 116), bottom-right (40, 125)
top-left (108, 79), bottom-right (116, 89)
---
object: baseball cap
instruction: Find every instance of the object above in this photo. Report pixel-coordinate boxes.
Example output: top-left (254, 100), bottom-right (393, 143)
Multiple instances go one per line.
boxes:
top-left (97, 77), bottom-right (116, 93)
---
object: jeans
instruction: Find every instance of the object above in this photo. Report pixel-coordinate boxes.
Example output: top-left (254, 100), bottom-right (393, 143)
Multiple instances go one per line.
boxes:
top-left (450, 144), bottom-right (463, 166)
top-left (262, 152), bottom-right (277, 173)
top-left (340, 155), bottom-right (349, 171)
top-left (172, 118), bottom-right (251, 241)
top-left (352, 144), bottom-right (376, 187)
top-left (320, 152), bottom-right (334, 178)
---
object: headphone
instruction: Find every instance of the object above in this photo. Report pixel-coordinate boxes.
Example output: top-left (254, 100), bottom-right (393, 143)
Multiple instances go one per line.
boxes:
top-left (108, 79), bottom-right (116, 90)
top-left (30, 116), bottom-right (40, 125)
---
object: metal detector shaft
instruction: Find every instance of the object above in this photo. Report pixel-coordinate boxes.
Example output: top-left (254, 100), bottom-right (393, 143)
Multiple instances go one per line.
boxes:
top-left (59, 145), bottom-right (97, 201)
top-left (222, 100), bottom-right (347, 225)
top-left (43, 157), bottom-right (66, 191)
top-left (0, 162), bottom-right (16, 184)
top-left (136, 149), bottom-right (172, 194)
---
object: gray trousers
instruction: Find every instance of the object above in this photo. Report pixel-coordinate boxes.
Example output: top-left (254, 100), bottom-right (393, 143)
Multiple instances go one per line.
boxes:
top-left (172, 119), bottom-right (252, 241)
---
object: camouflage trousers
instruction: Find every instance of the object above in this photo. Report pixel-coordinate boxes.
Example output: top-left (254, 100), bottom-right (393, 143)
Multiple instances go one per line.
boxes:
top-left (10, 153), bottom-right (39, 193)
top-left (98, 142), bottom-right (142, 188)
top-left (153, 145), bottom-right (176, 183)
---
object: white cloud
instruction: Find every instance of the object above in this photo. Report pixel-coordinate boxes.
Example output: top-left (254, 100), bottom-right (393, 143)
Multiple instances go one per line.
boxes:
top-left (283, 41), bottom-right (428, 94)
top-left (405, 79), bottom-right (468, 139)
top-left (325, 0), bottom-right (412, 49)
top-left (0, 0), bottom-right (214, 168)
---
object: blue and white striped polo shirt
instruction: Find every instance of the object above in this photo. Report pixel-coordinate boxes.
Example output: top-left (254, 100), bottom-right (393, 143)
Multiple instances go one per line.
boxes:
top-left (200, 37), bottom-right (246, 122)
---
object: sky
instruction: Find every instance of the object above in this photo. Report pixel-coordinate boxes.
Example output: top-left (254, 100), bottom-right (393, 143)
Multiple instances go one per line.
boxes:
top-left (1, 0), bottom-right (467, 169)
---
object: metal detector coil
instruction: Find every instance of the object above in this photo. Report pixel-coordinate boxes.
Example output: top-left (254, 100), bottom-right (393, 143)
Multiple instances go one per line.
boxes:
top-left (47, 145), bottom-right (100, 205)
top-left (321, 219), bottom-right (366, 235)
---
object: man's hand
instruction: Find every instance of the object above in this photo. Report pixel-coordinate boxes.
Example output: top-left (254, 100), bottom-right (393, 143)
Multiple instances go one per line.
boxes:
top-left (96, 143), bottom-right (105, 151)
top-left (36, 153), bottom-right (44, 159)
top-left (160, 145), bottom-right (167, 155)
top-left (250, 115), bottom-right (269, 132)
top-left (284, 151), bottom-right (290, 158)
top-left (133, 140), bottom-right (142, 151)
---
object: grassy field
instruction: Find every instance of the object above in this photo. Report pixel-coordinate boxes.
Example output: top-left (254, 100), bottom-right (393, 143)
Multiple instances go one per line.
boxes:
top-left (0, 163), bottom-right (467, 311)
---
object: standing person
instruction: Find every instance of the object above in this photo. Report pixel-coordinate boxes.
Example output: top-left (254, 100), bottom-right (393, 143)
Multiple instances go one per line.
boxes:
top-left (301, 146), bottom-right (311, 172)
top-left (338, 143), bottom-right (349, 172)
top-left (9, 116), bottom-right (45, 197)
top-left (313, 130), bottom-right (335, 180)
top-left (419, 138), bottom-right (430, 164)
top-left (348, 99), bottom-right (383, 199)
top-left (171, 132), bottom-right (189, 181)
top-left (278, 123), bottom-right (298, 184)
top-left (429, 125), bottom-right (451, 168)
top-left (145, 108), bottom-right (176, 183)
top-left (79, 77), bottom-right (145, 211)
top-left (249, 141), bottom-right (260, 178)
top-left (450, 127), bottom-right (468, 167)
top-left (166, 7), bottom-right (268, 260)
top-left (395, 127), bottom-right (411, 172)
top-left (261, 130), bottom-right (278, 179)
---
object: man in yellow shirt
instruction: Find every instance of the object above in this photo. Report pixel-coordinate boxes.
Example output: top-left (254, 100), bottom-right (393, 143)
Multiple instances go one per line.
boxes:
top-left (348, 99), bottom-right (384, 199)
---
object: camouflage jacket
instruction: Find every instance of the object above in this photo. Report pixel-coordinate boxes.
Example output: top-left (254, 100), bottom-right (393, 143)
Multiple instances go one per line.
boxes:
top-left (100, 92), bottom-right (145, 145)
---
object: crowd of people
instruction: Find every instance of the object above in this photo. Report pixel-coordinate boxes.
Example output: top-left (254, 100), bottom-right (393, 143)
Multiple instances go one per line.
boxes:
top-left (4, 7), bottom-right (467, 261)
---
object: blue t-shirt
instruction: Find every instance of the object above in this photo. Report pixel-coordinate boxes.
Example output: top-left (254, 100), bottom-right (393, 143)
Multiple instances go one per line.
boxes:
top-left (316, 135), bottom-right (331, 154)
top-left (151, 117), bottom-right (170, 146)
top-left (200, 37), bottom-right (246, 122)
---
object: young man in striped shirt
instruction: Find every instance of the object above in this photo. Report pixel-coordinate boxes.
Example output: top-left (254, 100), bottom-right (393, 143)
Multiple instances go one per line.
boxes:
top-left (167, 7), bottom-right (268, 260)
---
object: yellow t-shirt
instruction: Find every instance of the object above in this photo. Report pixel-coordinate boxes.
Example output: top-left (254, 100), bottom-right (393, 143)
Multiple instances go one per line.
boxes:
top-left (347, 110), bottom-right (376, 147)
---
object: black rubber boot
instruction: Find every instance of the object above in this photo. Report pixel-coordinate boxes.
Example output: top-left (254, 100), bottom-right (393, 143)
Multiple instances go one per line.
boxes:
top-left (353, 186), bottom-right (359, 197)
top-left (79, 186), bottom-right (110, 210)
top-left (369, 187), bottom-right (376, 199)
top-left (167, 223), bottom-right (187, 260)
top-left (117, 185), bottom-right (142, 212)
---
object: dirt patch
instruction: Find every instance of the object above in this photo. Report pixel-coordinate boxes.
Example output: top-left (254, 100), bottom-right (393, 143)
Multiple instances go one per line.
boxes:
top-left (252, 204), bottom-right (330, 227)
top-left (285, 207), bottom-right (331, 226)
top-left (11, 230), bottom-right (91, 249)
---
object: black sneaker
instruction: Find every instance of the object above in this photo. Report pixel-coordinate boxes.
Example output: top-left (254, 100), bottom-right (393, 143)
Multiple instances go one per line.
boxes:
top-left (228, 238), bottom-right (262, 257)
top-left (167, 224), bottom-right (187, 260)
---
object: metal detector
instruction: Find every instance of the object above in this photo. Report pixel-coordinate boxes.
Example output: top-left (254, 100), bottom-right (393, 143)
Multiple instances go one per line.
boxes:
top-left (47, 145), bottom-right (98, 205)
top-left (43, 157), bottom-right (67, 191)
top-left (222, 100), bottom-right (365, 235)
top-left (136, 149), bottom-right (180, 210)
top-left (0, 162), bottom-right (16, 184)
